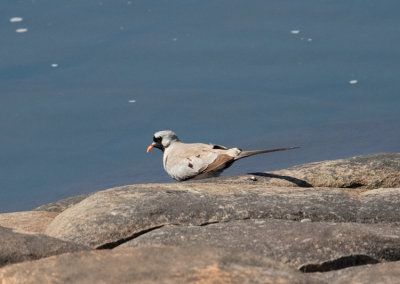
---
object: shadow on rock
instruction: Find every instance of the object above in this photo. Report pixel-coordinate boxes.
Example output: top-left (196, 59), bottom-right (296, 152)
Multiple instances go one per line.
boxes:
top-left (250, 172), bottom-right (313, 187)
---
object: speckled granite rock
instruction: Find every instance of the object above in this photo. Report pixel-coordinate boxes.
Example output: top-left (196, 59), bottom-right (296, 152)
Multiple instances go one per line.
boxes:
top-left (2, 153), bottom-right (399, 283)
top-left (273, 153), bottom-right (400, 189)
top-left (118, 219), bottom-right (400, 271)
top-left (197, 153), bottom-right (400, 189)
top-left (0, 226), bottom-right (90, 267)
top-left (34, 194), bottom-right (90, 213)
top-left (45, 184), bottom-right (400, 248)
top-left (0, 246), bottom-right (319, 284)
top-left (0, 211), bottom-right (58, 234)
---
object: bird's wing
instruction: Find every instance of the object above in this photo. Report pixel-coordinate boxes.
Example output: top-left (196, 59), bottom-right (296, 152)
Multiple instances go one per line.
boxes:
top-left (165, 143), bottom-right (220, 181)
top-left (199, 153), bottom-right (235, 174)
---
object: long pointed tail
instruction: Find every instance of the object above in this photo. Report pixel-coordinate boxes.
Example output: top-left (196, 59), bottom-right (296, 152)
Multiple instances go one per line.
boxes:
top-left (236, 147), bottom-right (300, 160)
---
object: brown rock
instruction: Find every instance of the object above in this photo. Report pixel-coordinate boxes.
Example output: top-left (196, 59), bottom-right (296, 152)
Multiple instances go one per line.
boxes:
top-left (0, 211), bottom-right (58, 234)
top-left (0, 246), bottom-right (319, 284)
top-left (272, 153), bottom-right (400, 189)
top-left (45, 183), bottom-right (400, 248)
top-left (197, 153), bottom-right (400, 189)
top-left (0, 226), bottom-right (90, 267)
top-left (118, 219), bottom-right (400, 271)
top-left (34, 194), bottom-right (90, 213)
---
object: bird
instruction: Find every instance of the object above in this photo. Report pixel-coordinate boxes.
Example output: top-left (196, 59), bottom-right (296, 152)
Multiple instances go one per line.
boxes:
top-left (146, 130), bottom-right (299, 181)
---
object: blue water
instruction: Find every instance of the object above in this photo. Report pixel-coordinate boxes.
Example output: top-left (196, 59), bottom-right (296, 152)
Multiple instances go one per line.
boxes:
top-left (1, 0), bottom-right (399, 212)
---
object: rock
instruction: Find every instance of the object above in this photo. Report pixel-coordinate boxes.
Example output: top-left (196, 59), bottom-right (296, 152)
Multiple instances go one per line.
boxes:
top-left (272, 153), bottom-right (400, 189)
top-left (4, 153), bottom-right (400, 282)
top-left (45, 184), bottom-right (400, 248)
top-left (34, 194), bottom-right (90, 213)
top-left (0, 211), bottom-right (58, 234)
top-left (0, 246), bottom-right (319, 284)
top-left (196, 153), bottom-right (400, 189)
top-left (0, 226), bottom-right (90, 267)
top-left (118, 219), bottom-right (400, 271)
top-left (317, 261), bottom-right (400, 284)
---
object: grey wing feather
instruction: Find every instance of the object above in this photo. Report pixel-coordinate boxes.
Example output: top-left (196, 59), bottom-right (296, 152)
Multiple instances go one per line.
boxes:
top-left (164, 143), bottom-right (219, 181)
top-left (236, 147), bottom-right (300, 160)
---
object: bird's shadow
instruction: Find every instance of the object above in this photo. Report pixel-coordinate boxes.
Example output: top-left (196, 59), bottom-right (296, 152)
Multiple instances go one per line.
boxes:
top-left (249, 172), bottom-right (313, 188)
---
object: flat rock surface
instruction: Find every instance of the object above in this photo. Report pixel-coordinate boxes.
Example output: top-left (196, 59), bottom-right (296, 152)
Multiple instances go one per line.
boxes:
top-left (45, 184), bottom-right (400, 248)
top-left (317, 261), bottom-right (400, 284)
top-left (274, 153), bottom-right (400, 189)
top-left (0, 211), bottom-right (58, 234)
top-left (119, 219), bottom-right (400, 271)
top-left (0, 226), bottom-right (90, 267)
top-left (0, 246), bottom-right (319, 284)
top-left (198, 153), bottom-right (400, 189)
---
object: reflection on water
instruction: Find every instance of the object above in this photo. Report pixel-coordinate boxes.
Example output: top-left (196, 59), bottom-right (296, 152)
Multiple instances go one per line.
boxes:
top-left (1, 0), bottom-right (399, 212)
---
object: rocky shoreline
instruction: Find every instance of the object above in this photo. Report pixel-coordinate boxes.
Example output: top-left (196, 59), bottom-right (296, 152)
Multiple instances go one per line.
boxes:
top-left (1, 153), bottom-right (400, 283)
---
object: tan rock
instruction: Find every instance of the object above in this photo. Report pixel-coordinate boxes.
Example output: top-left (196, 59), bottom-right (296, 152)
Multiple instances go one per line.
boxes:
top-left (0, 226), bottom-right (90, 267)
top-left (0, 246), bottom-right (318, 284)
top-left (118, 219), bottom-right (400, 272)
top-left (34, 194), bottom-right (90, 213)
top-left (196, 153), bottom-right (400, 189)
top-left (0, 211), bottom-right (58, 234)
top-left (272, 153), bottom-right (400, 189)
top-left (45, 183), bottom-right (400, 248)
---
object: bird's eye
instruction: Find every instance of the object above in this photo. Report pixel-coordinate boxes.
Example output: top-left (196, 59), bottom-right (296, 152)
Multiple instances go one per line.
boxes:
top-left (153, 136), bottom-right (162, 143)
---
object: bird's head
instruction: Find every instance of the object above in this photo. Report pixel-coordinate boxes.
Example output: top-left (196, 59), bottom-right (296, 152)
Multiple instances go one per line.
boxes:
top-left (147, 130), bottom-right (180, 153)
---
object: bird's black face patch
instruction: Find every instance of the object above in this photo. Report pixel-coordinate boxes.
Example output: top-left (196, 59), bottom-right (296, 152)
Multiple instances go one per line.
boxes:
top-left (152, 136), bottom-right (164, 151)
top-left (153, 136), bottom-right (162, 143)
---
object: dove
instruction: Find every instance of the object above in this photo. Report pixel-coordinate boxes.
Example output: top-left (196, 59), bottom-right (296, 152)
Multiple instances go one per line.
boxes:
top-left (147, 130), bottom-right (298, 181)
